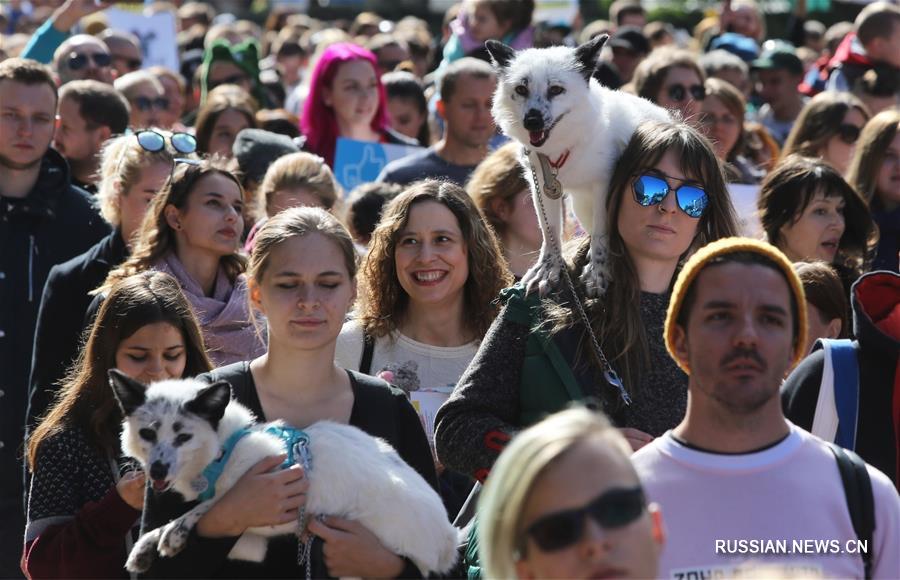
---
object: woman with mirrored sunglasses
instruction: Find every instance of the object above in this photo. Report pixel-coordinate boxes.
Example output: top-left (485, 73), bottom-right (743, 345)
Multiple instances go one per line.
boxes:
top-left (781, 91), bottom-right (870, 176)
top-left (97, 158), bottom-right (267, 367)
top-left (632, 47), bottom-right (707, 127)
top-left (479, 407), bottom-right (664, 579)
top-left (436, 119), bottom-right (739, 499)
top-left (114, 71), bottom-right (169, 131)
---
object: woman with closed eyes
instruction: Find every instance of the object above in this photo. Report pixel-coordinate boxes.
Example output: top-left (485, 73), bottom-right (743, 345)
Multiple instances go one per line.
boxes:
top-left (99, 158), bottom-right (266, 366)
top-left (24, 272), bottom-right (212, 579)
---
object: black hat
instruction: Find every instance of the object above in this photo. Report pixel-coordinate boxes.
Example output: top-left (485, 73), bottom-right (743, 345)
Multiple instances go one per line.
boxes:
top-left (609, 26), bottom-right (650, 55)
top-left (752, 46), bottom-right (804, 76)
top-left (232, 128), bottom-right (300, 184)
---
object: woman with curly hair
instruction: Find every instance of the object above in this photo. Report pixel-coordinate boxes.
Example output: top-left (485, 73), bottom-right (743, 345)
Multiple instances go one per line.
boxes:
top-left (336, 179), bottom-right (512, 516)
top-left (98, 158), bottom-right (266, 366)
top-left (780, 91), bottom-right (870, 175)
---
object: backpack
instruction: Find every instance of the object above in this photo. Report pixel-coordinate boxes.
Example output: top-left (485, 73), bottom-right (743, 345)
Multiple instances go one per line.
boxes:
top-left (811, 339), bottom-right (860, 450)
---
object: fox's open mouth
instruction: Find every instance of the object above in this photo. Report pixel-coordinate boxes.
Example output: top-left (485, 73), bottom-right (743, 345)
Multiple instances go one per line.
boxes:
top-left (527, 113), bottom-right (566, 147)
top-left (151, 478), bottom-right (172, 492)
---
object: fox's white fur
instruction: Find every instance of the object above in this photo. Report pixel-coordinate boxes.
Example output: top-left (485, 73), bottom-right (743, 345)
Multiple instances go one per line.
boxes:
top-left (487, 34), bottom-right (670, 296)
top-left (109, 371), bottom-right (459, 577)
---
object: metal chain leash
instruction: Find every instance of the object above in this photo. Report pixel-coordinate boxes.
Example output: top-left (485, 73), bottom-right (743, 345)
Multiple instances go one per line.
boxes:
top-left (524, 150), bottom-right (632, 406)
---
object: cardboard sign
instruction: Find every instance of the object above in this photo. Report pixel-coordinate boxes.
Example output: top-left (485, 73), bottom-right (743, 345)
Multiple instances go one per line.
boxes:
top-left (728, 183), bottom-right (764, 239)
top-left (410, 390), bottom-right (452, 448)
top-left (104, 6), bottom-right (179, 72)
top-left (333, 137), bottom-right (422, 193)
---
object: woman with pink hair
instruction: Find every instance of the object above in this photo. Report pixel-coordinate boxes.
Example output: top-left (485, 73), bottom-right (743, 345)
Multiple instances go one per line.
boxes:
top-left (301, 43), bottom-right (418, 168)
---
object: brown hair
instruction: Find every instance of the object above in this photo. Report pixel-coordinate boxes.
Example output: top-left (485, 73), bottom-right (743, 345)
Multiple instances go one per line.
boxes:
top-left (758, 155), bottom-right (877, 274)
top-left (794, 261), bottom-right (850, 339)
top-left (258, 152), bottom-right (341, 217)
top-left (549, 119), bottom-right (739, 396)
top-left (473, 0), bottom-right (535, 34)
top-left (703, 77), bottom-right (746, 161)
top-left (466, 142), bottom-right (529, 236)
top-left (100, 157), bottom-right (247, 292)
top-left (855, 1), bottom-right (900, 46)
top-left (194, 88), bottom-right (258, 155)
top-left (632, 47), bottom-right (705, 107)
top-left (846, 108), bottom-right (900, 208)
top-left (27, 271), bottom-right (211, 469)
top-left (248, 205), bottom-right (358, 285)
top-left (0, 57), bottom-right (57, 104)
top-left (781, 92), bottom-right (870, 160)
top-left (358, 180), bottom-right (513, 340)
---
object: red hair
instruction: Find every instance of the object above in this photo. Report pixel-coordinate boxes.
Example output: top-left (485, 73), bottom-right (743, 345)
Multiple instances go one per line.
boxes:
top-left (301, 43), bottom-right (388, 168)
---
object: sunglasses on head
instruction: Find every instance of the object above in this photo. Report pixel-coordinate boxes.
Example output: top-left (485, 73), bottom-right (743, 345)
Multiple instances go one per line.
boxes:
top-left (134, 96), bottom-right (170, 112)
top-left (67, 52), bottom-right (111, 71)
top-left (836, 123), bottom-right (862, 145)
top-left (115, 130), bottom-right (198, 177)
top-left (666, 83), bottom-right (706, 103)
top-left (520, 487), bottom-right (646, 553)
top-left (633, 173), bottom-right (709, 218)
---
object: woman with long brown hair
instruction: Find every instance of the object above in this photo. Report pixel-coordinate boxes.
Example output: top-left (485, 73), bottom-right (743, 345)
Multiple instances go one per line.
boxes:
top-left (846, 108), bottom-right (900, 272)
top-left (435, 118), bottom-right (739, 483)
top-left (99, 157), bottom-right (266, 366)
top-left (24, 272), bottom-right (211, 579)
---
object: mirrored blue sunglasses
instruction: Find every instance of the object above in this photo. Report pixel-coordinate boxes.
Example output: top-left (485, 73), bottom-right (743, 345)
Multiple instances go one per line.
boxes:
top-left (632, 173), bottom-right (709, 219)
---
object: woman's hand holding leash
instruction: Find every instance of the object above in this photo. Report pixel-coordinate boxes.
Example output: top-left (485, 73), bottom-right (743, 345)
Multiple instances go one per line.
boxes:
top-left (309, 516), bottom-right (406, 578)
top-left (197, 454), bottom-right (309, 538)
top-left (116, 471), bottom-right (146, 510)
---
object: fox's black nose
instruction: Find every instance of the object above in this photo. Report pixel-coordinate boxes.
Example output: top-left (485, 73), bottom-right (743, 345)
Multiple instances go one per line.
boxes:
top-left (523, 110), bottom-right (544, 131)
top-left (149, 461), bottom-right (168, 481)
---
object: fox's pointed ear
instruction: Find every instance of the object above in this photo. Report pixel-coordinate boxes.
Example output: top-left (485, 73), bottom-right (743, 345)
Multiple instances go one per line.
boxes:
top-left (574, 33), bottom-right (608, 82)
top-left (183, 381), bottom-right (232, 428)
top-left (485, 40), bottom-right (515, 70)
top-left (109, 369), bottom-right (148, 416)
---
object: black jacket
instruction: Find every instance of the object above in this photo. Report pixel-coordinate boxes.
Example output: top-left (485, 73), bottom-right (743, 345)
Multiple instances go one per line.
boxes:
top-left (27, 229), bottom-right (128, 432)
top-left (782, 270), bottom-right (900, 488)
top-left (0, 148), bottom-right (109, 577)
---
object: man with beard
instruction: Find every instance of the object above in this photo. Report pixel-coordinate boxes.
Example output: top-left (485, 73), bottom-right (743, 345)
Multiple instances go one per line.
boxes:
top-left (632, 238), bottom-right (900, 579)
top-left (0, 58), bottom-right (109, 578)
top-left (54, 80), bottom-right (130, 192)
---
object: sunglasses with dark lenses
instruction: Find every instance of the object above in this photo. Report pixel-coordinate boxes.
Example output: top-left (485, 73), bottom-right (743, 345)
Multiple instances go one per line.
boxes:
top-left (113, 55), bottom-right (143, 72)
top-left (633, 173), bottom-right (709, 218)
top-left (135, 130), bottom-right (197, 155)
top-left (666, 83), bottom-right (706, 103)
top-left (68, 52), bottom-right (112, 71)
top-left (522, 487), bottom-right (646, 553)
top-left (134, 96), bottom-right (171, 112)
top-left (836, 123), bottom-right (862, 145)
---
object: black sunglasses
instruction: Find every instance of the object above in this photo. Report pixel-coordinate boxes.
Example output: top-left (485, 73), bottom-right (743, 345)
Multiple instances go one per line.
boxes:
top-left (113, 55), bottom-right (143, 72)
top-left (521, 487), bottom-right (646, 553)
top-left (134, 96), bottom-right (170, 112)
top-left (633, 172), bottom-right (709, 218)
top-left (836, 123), bottom-right (862, 145)
top-left (666, 83), bottom-right (706, 103)
top-left (68, 52), bottom-right (111, 71)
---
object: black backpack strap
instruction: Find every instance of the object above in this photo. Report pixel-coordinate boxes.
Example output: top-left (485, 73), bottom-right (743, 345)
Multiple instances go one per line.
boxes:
top-left (359, 331), bottom-right (375, 375)
top-left (828, 442), bottom-right (875, 579)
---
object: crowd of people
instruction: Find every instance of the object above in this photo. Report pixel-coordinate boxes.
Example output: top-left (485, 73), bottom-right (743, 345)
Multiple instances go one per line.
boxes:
top-left (0, 0), bottom-right (899, 577)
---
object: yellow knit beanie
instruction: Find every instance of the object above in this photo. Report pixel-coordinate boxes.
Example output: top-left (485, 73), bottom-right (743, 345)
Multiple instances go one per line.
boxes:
top-left (664, 237), bottom-right (808, 374)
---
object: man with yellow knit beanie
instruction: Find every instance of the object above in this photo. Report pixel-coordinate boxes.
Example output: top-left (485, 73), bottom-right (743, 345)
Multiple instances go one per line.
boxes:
top-left (632, 237), bottom-right (900, 579)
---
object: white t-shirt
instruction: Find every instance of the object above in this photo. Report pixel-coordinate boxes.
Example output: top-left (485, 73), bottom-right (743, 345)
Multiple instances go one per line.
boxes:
top-left (632, 424), bottom-right (900, 580)
top-left (335, 319), bottom-right (479, 444)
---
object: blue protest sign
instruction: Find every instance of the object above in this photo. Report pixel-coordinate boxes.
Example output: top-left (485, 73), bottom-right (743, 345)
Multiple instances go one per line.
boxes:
top-left (333, 138), bottom-right (422, 194)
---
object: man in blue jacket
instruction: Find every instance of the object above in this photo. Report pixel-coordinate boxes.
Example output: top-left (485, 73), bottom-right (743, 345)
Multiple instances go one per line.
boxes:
top-left (0, 57), bottom-right (109, 578)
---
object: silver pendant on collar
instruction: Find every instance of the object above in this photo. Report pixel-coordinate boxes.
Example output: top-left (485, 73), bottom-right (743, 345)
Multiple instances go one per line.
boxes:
top-left (537, 153), bottom-right (564, 200)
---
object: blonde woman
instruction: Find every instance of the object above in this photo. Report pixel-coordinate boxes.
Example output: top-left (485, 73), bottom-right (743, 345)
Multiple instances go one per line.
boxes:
top-left (479, 407), bottom-right (664, 579)
top-left (846, 109), bottom-right (900, 272)
top-left (28, 130), bottom-right (181, 430)
top-left (99, 158), bottom-right (266, 366)
top-left (244, 151), bottom-right (342, 252)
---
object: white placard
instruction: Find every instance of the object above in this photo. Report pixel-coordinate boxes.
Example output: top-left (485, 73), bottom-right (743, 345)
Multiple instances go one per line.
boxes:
top-left (104, 6), bottom-right (179, 72)
top-left (728, 183), bottom-right (765, 240)
top-left (534, 0), bottom-right (579, 26)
